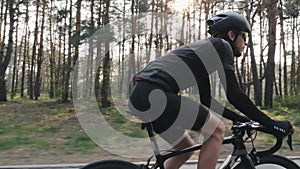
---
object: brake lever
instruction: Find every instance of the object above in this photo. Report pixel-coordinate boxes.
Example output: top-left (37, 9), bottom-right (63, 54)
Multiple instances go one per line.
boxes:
top-left (287, 134), bottom-right (293, 151)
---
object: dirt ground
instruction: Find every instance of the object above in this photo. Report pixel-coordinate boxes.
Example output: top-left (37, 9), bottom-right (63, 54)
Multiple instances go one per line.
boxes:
top-left (0, 101), bottom-right (299, 166)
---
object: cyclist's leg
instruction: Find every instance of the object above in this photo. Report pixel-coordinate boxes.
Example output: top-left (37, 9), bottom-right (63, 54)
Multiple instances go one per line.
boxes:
top-left (158, 96), bottom-right (224, 169)
top-left (197, 113), bottom-right (225, 169)
top-left (162, 112), bottom-right (225, 169)
top-left (129, 81), bottom-right (195, 169)
top-left (129, 81), bottom-right (224, 169)
top-left (164, 132), bottom-right (195, 169)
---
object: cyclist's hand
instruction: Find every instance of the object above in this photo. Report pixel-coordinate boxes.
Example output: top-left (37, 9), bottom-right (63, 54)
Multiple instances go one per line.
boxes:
top-left (272, 120), bottom-right (293, 138)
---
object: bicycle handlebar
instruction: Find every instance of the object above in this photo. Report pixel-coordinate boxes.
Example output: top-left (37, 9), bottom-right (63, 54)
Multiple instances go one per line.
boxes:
top-left (231, 122), bottom-right (293, 157)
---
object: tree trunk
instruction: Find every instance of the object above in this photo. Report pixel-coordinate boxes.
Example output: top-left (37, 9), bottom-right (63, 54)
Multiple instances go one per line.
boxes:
top-left (95, 43), bottom-right (102, 99)
top-left (62, 0), bottom-right (74, 102)
top-left (279, 0), bottom-right (287, 96)
top-left (29, 0), bottom-right (40, 99)
top-left (34, 1), bottom-right (46, 100)
top-left (48, 0), bottom-right (54, 98)
top-left (89, 0), bottom-right (95, 97)
top-left (13, 21), bottom-right (22, 99)
top-left (101, 43), bottom-right (111, 107)
top-left (249, 33), bottom-right (262, 105)
top-left (95, 0), bottom-right (103, 99)
top-left (0, 1), bottom-right (9, 55)
top-left (71, 0), bottom-right (81, 100)
top-left (145, 0), bottom-right (154, 64)
top-left (245, 0), bottom-right (262, 105)
top-left (83, 0), bottom-right (95, 98)
top-left (21, 35), bottom-right (27, 97)
top-left (0, 0), bottom-right (15, 101)
top-left (297, 26), bottom-right (300, 92)
top-left (118, 0), bottom-right (126, 94)
top-left (101, 0), bottom-right (111, 107)
top-left (290, 17), bottom-right (296, 95)
top-left (258, 2), bottom-right (266, 100)
top-left (0, 0), bottom-right (4, 47)
top-left (264, 0), bottom-right (278, 107)
top-left (11, 13), bottom-right (19, 99)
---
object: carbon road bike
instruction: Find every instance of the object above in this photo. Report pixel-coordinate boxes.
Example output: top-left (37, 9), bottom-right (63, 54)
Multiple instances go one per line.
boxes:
top-left (80, 121), bottom-right (299, 169)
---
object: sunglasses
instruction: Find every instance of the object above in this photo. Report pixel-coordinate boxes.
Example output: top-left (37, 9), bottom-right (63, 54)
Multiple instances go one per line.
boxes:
top-left (238, 31), bottom-right (248, 41)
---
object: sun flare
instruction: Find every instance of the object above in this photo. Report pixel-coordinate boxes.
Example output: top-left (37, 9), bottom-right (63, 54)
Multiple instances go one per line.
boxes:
top-left (170, 0), bottom-right (193, 12)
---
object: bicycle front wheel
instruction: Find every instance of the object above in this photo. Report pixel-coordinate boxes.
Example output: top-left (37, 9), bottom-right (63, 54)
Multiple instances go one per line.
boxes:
top-left (80, 160), bottom-right (142, 169)
top-left (254, 155), bottom-right (299, 169)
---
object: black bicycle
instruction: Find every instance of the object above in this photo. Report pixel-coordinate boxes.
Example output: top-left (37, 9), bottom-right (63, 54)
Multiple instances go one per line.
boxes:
top-left (80, 121), bottom-right (299, 169)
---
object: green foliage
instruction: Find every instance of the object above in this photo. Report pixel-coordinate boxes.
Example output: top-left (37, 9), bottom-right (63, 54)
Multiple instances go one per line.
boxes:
top-left (64, 132), bottom-right (97, 153)
top-left (274, 94), bottom-right (300, 109)
top-left (284, 0), bottom-right (300, 18)
top-left (0, 136), bottom-right (32, 150)
top-left (136, 0), bottom-right (150, 12)
top-left (38, 124), bottom-right (61, 133)
top-left (49, 107), bottom-right (73, 117)
top-left (0, 99), bottom-right (72, 151)
top-left (101, 107), bottom-right (148, 138)
top-left (36, 138), bottom-right (51, 149)
top-left (273, 95), bottom-right (300, 126)
top-left (1, 98), bottom-right (299, 157)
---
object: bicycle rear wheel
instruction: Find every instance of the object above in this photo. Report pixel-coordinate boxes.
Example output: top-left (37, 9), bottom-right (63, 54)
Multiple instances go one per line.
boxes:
top-left (254, 155), bottom-right (299, 169)
top-left (80, 160), bottom-right (142, 169)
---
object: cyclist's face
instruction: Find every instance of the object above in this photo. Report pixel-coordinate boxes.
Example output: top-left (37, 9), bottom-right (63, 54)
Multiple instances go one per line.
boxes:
top-left (234, 33), bottom-right (246, 56)
top-left (228, 31), bottom-right (247, 57)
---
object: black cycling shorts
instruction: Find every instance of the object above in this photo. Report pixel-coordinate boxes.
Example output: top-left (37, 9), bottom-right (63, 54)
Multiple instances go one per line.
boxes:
top-left (128, 80), bottom-right (210, 144)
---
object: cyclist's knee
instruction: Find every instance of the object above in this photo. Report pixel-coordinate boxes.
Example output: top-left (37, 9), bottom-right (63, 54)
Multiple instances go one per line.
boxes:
top-left (212, 122), bottom-right (225, 142)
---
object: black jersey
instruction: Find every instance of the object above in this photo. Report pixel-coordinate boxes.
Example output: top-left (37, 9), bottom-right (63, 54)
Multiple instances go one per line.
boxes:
top-left (135, 37), bottom-right (233, 92)
top-left (133, 37), bottom-right (273, 128)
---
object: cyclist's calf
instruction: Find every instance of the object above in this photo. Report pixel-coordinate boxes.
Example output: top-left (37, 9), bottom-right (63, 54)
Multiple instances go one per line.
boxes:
top-left (164, 132), bottom-right (195, 169)
top-left (197, 114), bottom-right (225, 169)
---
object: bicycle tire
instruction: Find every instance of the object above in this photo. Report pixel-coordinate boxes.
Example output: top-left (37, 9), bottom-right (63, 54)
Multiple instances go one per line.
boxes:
top-left (233, 154), bottom-right (299, 169)
top-left (80, 160), bottom-right (142, 169)
top-left (254, 154), bottom-right (299, 169)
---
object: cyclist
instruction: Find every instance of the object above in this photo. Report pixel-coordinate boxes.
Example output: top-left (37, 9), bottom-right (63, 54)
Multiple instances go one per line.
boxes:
top-left (128, 12), bottom-right (293, 169)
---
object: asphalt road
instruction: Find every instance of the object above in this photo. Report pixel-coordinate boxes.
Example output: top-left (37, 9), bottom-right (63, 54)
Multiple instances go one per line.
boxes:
top-left (0, 157), bottom-right (299, 169)
top-left (182, 158), bottom-right (300, 169)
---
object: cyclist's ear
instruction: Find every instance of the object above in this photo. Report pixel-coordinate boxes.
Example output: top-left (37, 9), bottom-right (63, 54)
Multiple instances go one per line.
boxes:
top-left (227, 31), bottom-right (235, 41)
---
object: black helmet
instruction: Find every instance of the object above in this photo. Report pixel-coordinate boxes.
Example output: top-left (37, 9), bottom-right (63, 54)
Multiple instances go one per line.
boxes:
top-left (207, 12), bottom-right (251, 36)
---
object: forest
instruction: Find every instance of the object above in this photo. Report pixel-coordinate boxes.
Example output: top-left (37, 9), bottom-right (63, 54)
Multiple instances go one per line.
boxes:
top-left (0, 0), bottom-right (300, 109)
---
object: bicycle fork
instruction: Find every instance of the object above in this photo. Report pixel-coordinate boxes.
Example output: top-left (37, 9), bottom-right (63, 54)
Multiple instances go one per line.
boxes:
top-left (219, 150), bottom-right (255, 169)
top-left (219, 135), bottom-right (255, 169)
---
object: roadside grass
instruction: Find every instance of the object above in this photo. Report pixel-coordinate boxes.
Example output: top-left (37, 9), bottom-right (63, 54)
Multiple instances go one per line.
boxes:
top-left (0, 98), bottom-right (93, 153)
top-left (64, 132), bottom-right (98, 154)
top-left (0, 96), bottom-right (299, 156)
top-left (101, 107), bottom-right (148, 138)
top-left (0, 135), bottom-right (32, 150)
top-left (0, 98), bottom-right (147, 155)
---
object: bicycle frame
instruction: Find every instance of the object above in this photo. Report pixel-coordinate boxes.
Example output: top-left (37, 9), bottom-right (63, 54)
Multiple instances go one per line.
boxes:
top-left (144, 123), bottom-right (246, 169)
top-left (79, 122), bottom-right (297, 169)
top-left (148, 136), bottom-right (253, 169)
top-left (218, 134), bottom-right (255, 169)
top-left (143, 122), bottom-right (287, 169)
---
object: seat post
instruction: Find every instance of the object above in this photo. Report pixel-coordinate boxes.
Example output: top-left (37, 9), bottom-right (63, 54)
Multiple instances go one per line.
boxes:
top-left (144, 123), bottom-right (160, 155)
